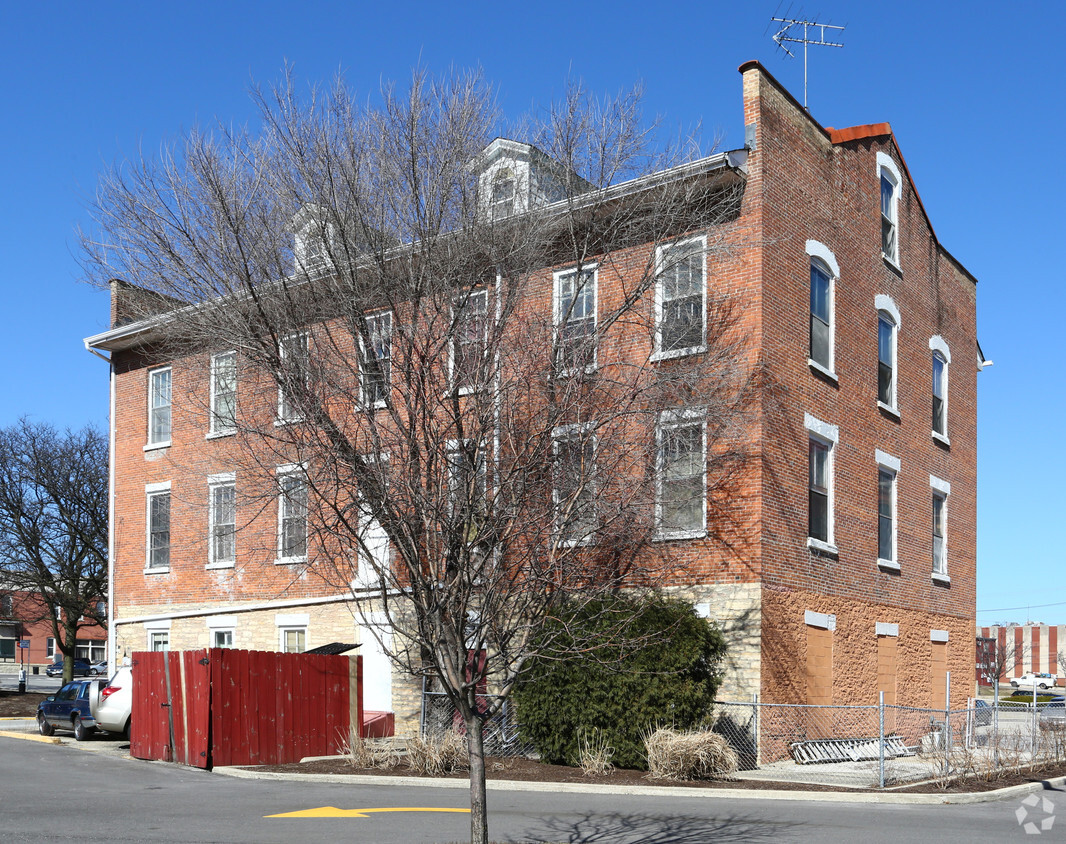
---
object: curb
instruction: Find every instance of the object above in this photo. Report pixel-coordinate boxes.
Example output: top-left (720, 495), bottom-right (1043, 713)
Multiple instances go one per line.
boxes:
top-left (0, 729), bottom-right (61, 745)
top-left (210, 765), bottom-right (1066, 805)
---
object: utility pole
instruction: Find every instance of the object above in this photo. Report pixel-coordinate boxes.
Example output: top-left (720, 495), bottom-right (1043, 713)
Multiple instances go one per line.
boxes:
top-left (770, 16), bottom-right (845, 109)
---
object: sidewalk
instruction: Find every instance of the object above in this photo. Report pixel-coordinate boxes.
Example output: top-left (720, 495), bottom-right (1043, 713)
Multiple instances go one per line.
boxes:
top-left (1, 721), bottom-right (1062, 805)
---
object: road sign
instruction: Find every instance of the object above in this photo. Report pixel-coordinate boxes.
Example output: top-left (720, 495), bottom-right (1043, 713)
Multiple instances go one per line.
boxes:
top-left (17, 641), bottom-right (29, 649)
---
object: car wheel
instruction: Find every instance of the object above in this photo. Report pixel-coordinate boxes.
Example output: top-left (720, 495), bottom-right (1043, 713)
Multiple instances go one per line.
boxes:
top-left (37, 713), bottom-right (54, 737)
top-left (73, 714), bottom-right (93, 742)
top-left (90, 669), bottom-right (98, 676)
top-left (122, 718), bottom-right (131, 741)
top-left (1040, 684), bottom-right (1049, 690)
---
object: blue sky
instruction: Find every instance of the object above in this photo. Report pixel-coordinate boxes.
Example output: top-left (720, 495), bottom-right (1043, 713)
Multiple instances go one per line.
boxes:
top-left (1, 1), bottom-right (1061, 624)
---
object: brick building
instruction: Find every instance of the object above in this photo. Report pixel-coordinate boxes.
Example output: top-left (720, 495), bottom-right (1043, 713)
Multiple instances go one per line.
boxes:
top-left (0, 589), bottom-right (107, 673)
top-left (84, 61), bottom-right (980, 732)
top-left (978, 624), bottom-right (1066, 685)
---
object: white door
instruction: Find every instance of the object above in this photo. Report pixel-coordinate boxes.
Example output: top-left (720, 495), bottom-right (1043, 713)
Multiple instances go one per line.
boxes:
top-left (357, 613), bottom-right (392, 712)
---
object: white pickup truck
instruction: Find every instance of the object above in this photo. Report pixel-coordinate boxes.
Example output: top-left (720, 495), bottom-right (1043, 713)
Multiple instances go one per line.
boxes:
top-left (1010, 672), bottom-right (1060, 690)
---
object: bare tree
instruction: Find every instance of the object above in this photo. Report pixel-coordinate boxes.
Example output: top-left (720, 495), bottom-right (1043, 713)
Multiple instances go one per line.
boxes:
top-left (80, 68), bottom-right (757, 843)
top-left (0, 421), bottom-right (108, 682)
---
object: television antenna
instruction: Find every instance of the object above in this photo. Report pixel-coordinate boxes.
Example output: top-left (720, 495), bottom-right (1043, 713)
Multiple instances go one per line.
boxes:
top-left (770, 15), bottom-right (845, 109)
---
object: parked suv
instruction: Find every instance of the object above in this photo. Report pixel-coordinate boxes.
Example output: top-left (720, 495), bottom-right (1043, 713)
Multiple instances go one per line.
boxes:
top-left (37, 680), bottom-right (97, 740)
top-left (89, 666), bottom-right (132, 739)
top-left (45, 658), bottom-right (92, 678)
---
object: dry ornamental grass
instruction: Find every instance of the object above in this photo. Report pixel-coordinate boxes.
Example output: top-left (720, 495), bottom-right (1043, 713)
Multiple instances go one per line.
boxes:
top-left (644, 727), bottom-right (739, 781)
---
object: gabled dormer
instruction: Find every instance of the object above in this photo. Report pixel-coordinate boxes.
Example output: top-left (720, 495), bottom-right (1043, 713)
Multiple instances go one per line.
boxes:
top-left (473, 138), bottom-right (592, 219)
top-left (292, 204), bottom-right (335, 272)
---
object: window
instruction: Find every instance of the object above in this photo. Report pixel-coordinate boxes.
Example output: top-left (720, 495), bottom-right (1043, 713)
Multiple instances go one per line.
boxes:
top-left (281, 628), bottom-right (306, 653)
top-left (932, 355), bottom-right (948, 439)
top-left (278, 332), bottom-right (308, 423)
top-left (878, 314), bottom-right (895, 407)
top-left (805, 241), bottom-right (839, 376)
top-left (554, 267), bottom-right (597, 374)
top-left (452, 290), bottom-right (488, 391)
top-left (212, 629), bottom-right (234, 649)
top-left (655, 237), bottom-right (705, 358)
top-left (447, 441), bottom-right (487, 539)
top-left (149, 631), bottom-right (169, 652)
top-left (148, 367), bottom-right (172, 446)
top-left (810, 260), bottom-right (833, 371)
top-left (809, 439), bottom-right (831, 543)
top-left (931, 474), bottom-right (951, 580)
top-left (208, 475), bottom-right (236, 567)
top-left (277, 468), bottom-right (308, 563)
top-left (656, 411), bottom-right (705, 538)
top-left (929, 335), bottom-right (951, 441)
top-left (360, 311), bottom-right (392, 407)
top-left (46, 638), bottom-right (55, 658)
top-left (932, 494), bottom-right (947, 576)
top-left (0, 595), bottom-right (11, 617)
top-left (210, 351), bottom-right (237, 434)
top-left (490, 169), bottom-right (515, 219)
top-left (805, 414), bottom-right (838, 551)
top-left (877, 152), bottom-right (902, 265)
top-left (553, 426), bottom-right (596, 543)
top-left (146, 484), bottom-right (171, 570)
top-left (94, 600), bottom-right (106, 617)
top-left (878, 469), bottom-right (896, 564)
top-left (876, 451), bottom-right (900, 568)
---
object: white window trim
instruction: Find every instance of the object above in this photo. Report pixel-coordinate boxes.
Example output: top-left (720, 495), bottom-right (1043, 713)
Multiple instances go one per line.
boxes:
top-left (877, 152), bottom-right (902, 269)
top-left (553, 264), bottom-right (599, 375)
top-left (931, 474), bottom-right (950, 583)
top-left (875, 295), bottom-right (901, 414)
top-left (207, 472), bottom-right (237, 570)
top-left (805, 240), bottom-right (839, 379)
top-left (276, 332), bottom-right (308, 425)
top-left (208, 351), bottom-right (237, 437)
top-left (359, 310), bottom-right (393, 410)
top-left (876, 451), bottom-right (900, 571)
top-left (805, 413), bottom-right (838, 554)
top-left (144, 481), bottom-right (172, 574)
top-left (450, 289), bottom-right (489, 395)
top-left (652, 235), bottom-right (708, 361)
top-left (930, 629), bottom-right (950, 644)
top-left (276, 613), bottom-right (309, 653)
top-left (275, 464), bottom-right (308, 565)
top-left (929, 335), bottom-right (951, 444)
top-left (552, 422), bottom-right (598, 546)
top-left (654, 408), bottom-right (707, 540)
top-left (145, 366), bottom-right (173, 450)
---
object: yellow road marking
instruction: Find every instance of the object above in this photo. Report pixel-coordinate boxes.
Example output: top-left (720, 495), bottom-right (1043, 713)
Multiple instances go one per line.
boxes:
top-left (267, 806), bottom-right (471, 819)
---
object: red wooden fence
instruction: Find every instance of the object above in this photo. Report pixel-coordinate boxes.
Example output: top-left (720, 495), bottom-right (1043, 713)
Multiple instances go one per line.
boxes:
top-left (130, 648), bottom-right (362, 768)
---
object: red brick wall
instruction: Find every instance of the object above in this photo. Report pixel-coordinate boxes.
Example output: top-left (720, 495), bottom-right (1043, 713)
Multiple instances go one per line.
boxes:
top-left (740, 62), bottom-right (977, 707)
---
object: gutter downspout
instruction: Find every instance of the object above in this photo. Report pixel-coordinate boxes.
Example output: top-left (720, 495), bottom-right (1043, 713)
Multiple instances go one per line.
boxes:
top-left (85, 342), bottom-right (117, 669)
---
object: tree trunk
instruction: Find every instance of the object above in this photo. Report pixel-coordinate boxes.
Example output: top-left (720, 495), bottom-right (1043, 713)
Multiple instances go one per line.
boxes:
top-left (62, 619), bottom-right (79, 683)
top-left (464, 711), bottom-right (489, 844)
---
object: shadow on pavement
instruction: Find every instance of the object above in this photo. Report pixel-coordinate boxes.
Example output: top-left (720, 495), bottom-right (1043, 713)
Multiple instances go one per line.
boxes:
top-left (521, 809), bottom-right (798, 843)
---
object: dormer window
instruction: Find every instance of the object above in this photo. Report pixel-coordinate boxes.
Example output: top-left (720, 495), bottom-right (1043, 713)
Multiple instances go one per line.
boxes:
top-left (292, 206), bottom-right (334, 272)
top-left (491, 169), bottom-right (515, 219)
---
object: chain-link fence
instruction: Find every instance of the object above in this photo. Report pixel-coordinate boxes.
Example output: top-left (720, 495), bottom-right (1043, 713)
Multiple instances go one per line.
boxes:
top-left (712, 696), bottom-right (1066, 788)
top-left (419, 689), bottom-right (1066, 788)
top-left (421, 690), bottom-right (537, 758)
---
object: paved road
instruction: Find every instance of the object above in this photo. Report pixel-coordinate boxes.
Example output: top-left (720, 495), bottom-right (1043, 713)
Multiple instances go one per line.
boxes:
top-left (0, 735), bottom-right (1058, 843)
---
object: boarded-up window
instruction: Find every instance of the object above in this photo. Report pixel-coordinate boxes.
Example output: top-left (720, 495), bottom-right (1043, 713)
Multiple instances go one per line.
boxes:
top-left (877, 635), bottom-right (898, 731)
top-left (806, 625), bottom-right (833, 738)
top-left (931, 641), bottom-right (948, 710)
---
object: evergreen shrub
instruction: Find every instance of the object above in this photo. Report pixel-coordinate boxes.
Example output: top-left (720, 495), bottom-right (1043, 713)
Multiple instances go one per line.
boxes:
top-left (513, 594), bottom-right (726, 769)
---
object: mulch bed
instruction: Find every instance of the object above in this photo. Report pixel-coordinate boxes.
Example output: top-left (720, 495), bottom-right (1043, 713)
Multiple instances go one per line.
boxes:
top-left (245, 755), bottom-right (1066, 795)
top-left (0, 690), bottom-right (47, 718)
